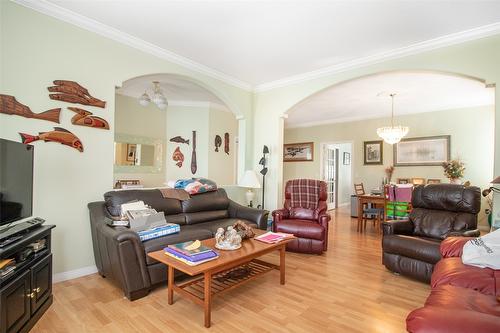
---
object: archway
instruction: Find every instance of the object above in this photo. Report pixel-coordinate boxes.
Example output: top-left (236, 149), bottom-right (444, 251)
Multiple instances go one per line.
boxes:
top-left (278, 70), bottom-right (495, 222)
top-left (114, 73), bottom-right (246, 188)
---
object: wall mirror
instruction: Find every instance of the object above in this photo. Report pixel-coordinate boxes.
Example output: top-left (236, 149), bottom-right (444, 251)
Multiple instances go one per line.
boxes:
top-left (114, 133), bottom-right (164, 174)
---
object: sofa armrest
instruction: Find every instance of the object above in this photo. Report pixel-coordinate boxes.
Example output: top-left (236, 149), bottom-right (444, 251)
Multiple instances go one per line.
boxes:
top-left (272, 208), bottom-right (289, 221)
top-left (448, 229), bottom-right (481, 238)
top-left (382, 219), bottom-right (414, 236)
top-left (318, 213), bottom-right (331, 229)
top-left (407, 307), bottom-right (500, 333)
top-left (228, 200), bottom-right (269, 230)
top-left (440, 236), bottom-right (474, 258)
top-left (88, 202), bottom-right (151, 300)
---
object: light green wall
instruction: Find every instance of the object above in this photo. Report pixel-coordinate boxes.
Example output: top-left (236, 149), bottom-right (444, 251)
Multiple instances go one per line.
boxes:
top-left (0, 1), bottom-right (253, 274)
top-left (284, 106), bottom-right (495, 227)
top-left (208, 108), bottom-right (238, 185)
top-left (254, 35), bottom-right (500, 210)
top-left (165, 105), bottom-right (209, 181)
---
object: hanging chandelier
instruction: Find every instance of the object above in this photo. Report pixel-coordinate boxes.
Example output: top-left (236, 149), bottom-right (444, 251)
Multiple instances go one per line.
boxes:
top-left (138, 81), bottom-right (168, 110)
top-left (376, 93), bottom-right (409, 145)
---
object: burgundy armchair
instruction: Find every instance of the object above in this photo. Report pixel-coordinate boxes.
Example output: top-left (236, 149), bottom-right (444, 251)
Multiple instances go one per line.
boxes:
top-left (272, 179), bottom-right (331, 254)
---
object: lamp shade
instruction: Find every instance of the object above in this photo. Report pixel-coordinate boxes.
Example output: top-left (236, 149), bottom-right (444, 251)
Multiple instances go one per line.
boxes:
top-left (239, 170), bottom-right (261, 188)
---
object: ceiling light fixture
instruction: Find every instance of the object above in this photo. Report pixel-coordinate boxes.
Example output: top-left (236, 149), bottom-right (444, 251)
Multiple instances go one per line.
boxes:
top-left (376, 93), bottom-right (409, 145)
top-left (138, 81), bottom-right (168, 110)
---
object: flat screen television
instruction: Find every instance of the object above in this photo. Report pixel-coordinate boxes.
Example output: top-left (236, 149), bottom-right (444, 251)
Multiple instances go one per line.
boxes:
top-left (0, 138), bottom-right (34, 225)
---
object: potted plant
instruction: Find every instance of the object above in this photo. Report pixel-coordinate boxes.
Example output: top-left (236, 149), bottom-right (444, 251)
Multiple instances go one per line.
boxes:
top-left (442, 159), bottom-right (465, 184)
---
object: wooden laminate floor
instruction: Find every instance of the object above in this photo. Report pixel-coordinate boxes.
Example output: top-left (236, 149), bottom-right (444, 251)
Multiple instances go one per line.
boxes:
top-left (32, 207), bottom-right (429, 333)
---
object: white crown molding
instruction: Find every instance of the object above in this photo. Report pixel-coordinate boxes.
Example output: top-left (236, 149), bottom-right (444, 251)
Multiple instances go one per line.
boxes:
top-left (12, 0), bottom-right (253, 91)
top-left (12, 0), bottom-right (500, 93)
top-left (53, 265), bottom-right (97, 283)
top-left (255, 22), bottom-right (500, 92)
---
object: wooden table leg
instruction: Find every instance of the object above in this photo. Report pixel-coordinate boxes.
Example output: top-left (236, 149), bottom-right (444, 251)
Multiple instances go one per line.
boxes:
top-left (168, 265), bottom-right (174, 305)
top-left (204, 272), bottom-right (212, 328)
top-left (280, 245), bottom-right (286, 285)
top-left (357, 198), bottom-right (362, 232)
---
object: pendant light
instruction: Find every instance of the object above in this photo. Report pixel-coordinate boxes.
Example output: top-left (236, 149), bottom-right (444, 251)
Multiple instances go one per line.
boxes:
top-left (138, 81), bottom-right (168, 110)
top-left (376, 93), bottom-right (409, 145)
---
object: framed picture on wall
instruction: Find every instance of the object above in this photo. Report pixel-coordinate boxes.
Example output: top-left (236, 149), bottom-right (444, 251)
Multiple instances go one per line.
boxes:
top-left (394, 135), bottom-right (450, 166)
top-left (126, 143), bottom-right (137, 162)
top-left (283, 142), bottom-right (314, 162)
top-left (343, 152), bottom-right (351, 165)
top-left (363, 140), bottom-right (383, 165)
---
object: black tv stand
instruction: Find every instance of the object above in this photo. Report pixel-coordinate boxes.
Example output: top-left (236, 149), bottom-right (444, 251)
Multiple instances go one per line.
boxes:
top-left (0, 224), bottom-right (54, 333)
top-left (0, 218), bottom-right (45, 245)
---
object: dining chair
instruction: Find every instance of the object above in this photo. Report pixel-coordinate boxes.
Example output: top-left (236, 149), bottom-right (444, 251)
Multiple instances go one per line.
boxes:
top-left (354, 183), bottom-right (385, 233)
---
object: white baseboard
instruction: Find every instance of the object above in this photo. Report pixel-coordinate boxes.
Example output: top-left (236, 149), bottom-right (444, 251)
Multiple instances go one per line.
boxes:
top-left (337, 202), bottom-right (350, 207)
top-left (53, 265), bottom-right (98, 283)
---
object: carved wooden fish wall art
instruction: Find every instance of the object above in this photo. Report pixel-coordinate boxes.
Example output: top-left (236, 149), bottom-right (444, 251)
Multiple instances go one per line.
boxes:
top-left (214, 135), bottom-right (222, 152)
top-left (0, 95), bottom-right (60, 123)
top-left (19, 127), bottom-right (83, 152)
top-left (224, 132), bottom-right (230, 155)
top-left (68, 107), bottom-right (109, 130)
top-left (169, 136), bottom-right (190, 145)
top-left (47, 80), bottom-right (106, 108)
top-left (172, 146), bottom-right (184, 167)
top-left (191, 131), bottom-right (197, 174)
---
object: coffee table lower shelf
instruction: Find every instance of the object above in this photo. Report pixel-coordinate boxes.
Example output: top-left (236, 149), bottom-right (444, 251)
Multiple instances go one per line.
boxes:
top-left (176, 259), bottom-right (277, 301)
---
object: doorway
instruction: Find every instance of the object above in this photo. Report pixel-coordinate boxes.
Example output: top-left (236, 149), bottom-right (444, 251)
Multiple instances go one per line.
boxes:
top-left (321, 142), bottom-right (353, 210)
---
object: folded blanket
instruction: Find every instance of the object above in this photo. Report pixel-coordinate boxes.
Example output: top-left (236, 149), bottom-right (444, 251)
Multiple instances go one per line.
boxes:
top-left (288, 179), bottom-right (321, 209)
top-left (159, 188), bottom-right (191, 201)
top-left (462, 228), bottom-right (500, 269)
top-left (174, 178), bottom-right (217, 195)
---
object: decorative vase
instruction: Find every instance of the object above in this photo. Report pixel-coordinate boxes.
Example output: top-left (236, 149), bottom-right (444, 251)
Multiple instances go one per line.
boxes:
top-left (449, 178), bottom-right (461, 184)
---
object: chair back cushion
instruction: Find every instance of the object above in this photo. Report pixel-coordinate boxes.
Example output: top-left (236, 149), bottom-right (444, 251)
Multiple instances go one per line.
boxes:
top-left (284, 179), bottom-right (328, 220)
top-left (410, 184), bottom-right (480, 239)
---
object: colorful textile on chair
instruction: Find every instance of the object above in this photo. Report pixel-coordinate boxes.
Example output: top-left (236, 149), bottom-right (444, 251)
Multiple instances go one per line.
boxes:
top-left (174, 178), bottom-right (217, 195)
top-left (387, 184), bottom-right (413, 202)
top-left (289, 179), bottom-right (321, 209)
top-left (386, 201), bottom-right (410, 220)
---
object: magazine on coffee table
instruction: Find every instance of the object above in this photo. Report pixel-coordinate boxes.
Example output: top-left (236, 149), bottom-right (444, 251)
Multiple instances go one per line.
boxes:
top-left (255, 231), bottom-right (294, 244)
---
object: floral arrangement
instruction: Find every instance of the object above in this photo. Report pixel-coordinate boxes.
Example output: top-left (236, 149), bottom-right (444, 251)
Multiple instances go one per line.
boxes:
top-left (442, 159), bottom-right (465, 180)
top-left (385, 165), bottom-right (395, 183)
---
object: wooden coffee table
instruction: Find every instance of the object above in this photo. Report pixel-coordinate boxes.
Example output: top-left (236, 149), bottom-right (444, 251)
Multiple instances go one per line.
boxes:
top-left (147, 230), bottom-right (295, 328)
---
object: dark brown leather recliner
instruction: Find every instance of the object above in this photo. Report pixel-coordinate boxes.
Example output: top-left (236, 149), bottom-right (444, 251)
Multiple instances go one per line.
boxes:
top-left (272, 180), bottom-right (331, 254)
top-left (382, 184), bottom-right (481, 283)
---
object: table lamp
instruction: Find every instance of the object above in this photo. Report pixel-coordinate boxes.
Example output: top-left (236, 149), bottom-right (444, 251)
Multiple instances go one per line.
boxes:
top-left (239, 170), bottom-right (261, 207)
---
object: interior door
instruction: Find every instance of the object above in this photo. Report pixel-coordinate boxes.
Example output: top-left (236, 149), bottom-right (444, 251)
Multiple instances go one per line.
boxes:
top-left (323, 147), bottom-right (339, 210)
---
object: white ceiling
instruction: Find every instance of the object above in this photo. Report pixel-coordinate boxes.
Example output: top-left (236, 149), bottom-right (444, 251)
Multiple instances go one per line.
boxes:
top-left (29, 0), bottom-right (500, 88)
top-left (285, 71), bottom-right (495, 128)
top-left (116, 74), bottom-right (229, 111)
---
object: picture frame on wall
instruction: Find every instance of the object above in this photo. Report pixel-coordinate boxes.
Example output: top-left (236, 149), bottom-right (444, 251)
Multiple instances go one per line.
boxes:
top-left (283, 142), bottom-right (314, 162)
top-left (394, 135), bottom-right (450, 166)
top-left (126, 143), bottom-right (137, 162)
top-left (343, 152), bottom-right (351, 165)
top-left (363, 140), bottom-right (383, 165)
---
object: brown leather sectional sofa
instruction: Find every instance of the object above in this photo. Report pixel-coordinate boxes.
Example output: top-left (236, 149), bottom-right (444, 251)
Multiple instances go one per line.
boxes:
top-left (88, 188), bottom-right (268, 300)
top-left (382, 184), bottom-right (481, 282)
